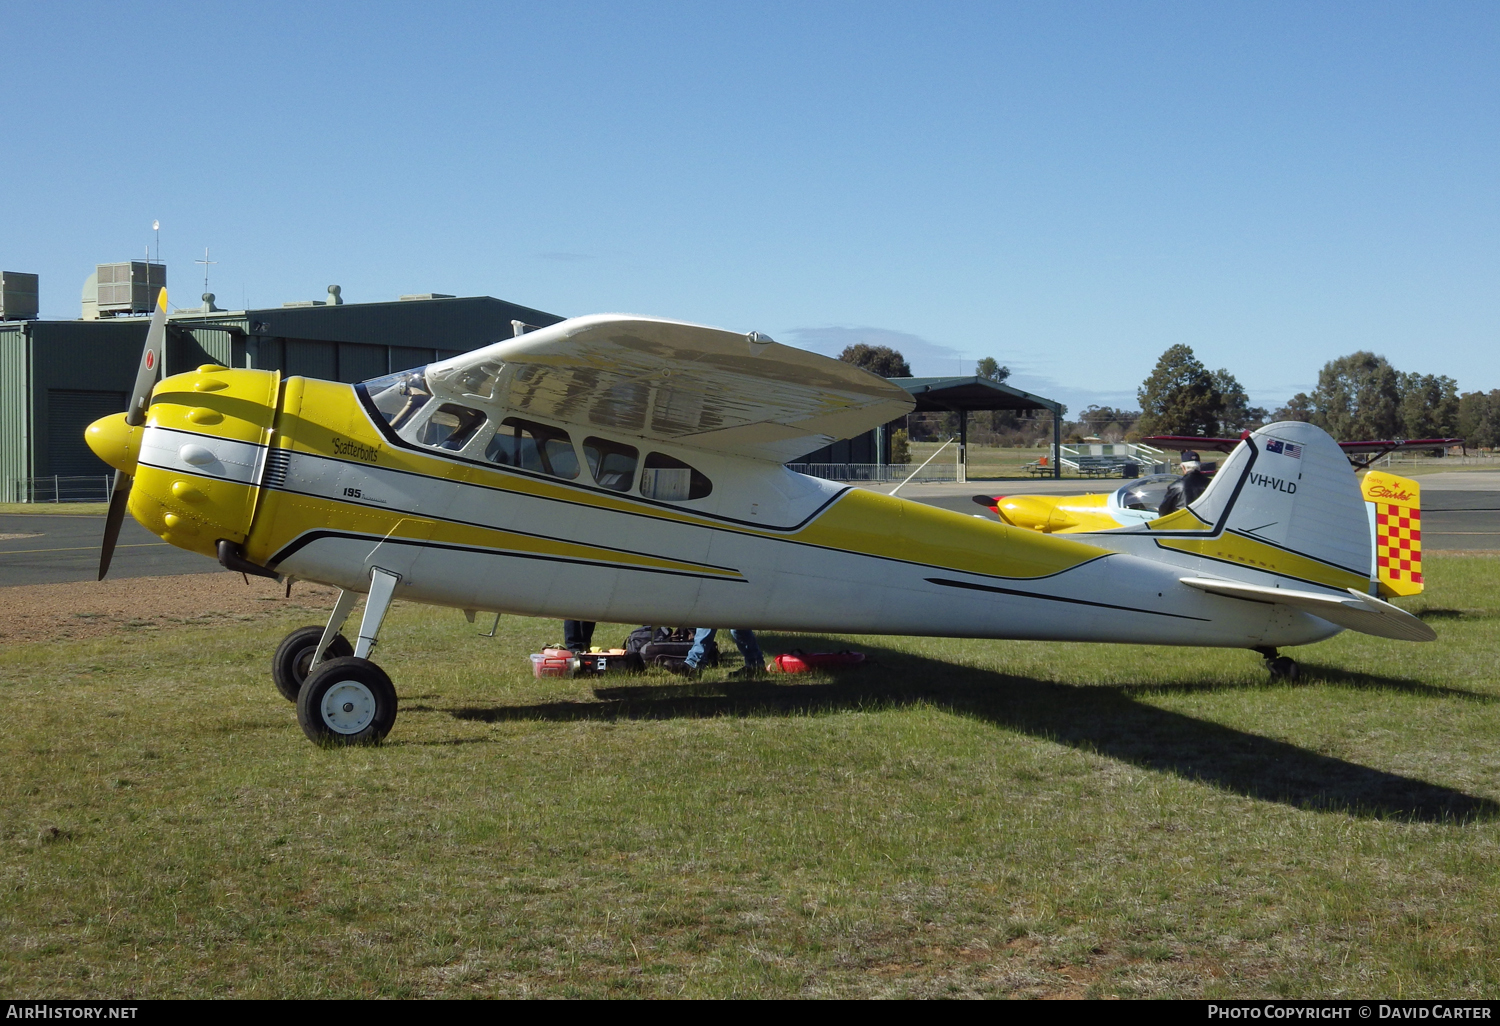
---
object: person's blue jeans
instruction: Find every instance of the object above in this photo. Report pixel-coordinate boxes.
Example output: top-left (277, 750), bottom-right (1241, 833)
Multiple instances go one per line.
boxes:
top-left (563, 620), bottom-right (595, 652)
top-left (685, 628), bottom-right (763, 670)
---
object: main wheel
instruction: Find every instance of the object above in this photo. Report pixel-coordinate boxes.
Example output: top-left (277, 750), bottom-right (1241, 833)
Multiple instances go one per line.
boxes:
top-left (1268, 656), bottom-right (1301, 682)
top-left (272, 626), bottom-right (354, 703)
top-left (296, 657), bottom-right (398, 745)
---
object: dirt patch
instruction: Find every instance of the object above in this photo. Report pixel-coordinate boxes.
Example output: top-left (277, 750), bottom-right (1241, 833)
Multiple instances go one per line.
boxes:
top-left (0, 573), bottom-right (342, 645)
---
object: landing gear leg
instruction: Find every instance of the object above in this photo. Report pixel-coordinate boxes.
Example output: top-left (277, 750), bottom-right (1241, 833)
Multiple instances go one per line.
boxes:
top-left (1254, 646), bottom-right (1300, 682)
top-left (310, 588), bottom-right (360, 671)
top-left (353, 568), bottom-right (400, 659)
top-left (296, 568), bottom-right (402, 745)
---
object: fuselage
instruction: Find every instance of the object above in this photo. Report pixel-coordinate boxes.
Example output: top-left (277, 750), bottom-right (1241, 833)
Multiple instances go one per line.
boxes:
top-left (113, 366), bottom-right (1347, 650)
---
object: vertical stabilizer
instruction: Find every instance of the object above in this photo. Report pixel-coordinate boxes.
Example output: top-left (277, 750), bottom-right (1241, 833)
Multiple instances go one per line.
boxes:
top-left (1362, 471), bottom-right (1423, 597)
top-left (1160, 421), bottom-right (1374, 593)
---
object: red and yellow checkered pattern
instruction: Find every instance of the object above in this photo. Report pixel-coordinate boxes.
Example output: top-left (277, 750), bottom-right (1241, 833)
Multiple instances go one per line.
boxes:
top-left (1375, 503), bottom-right (1421, 585)
top-left (1362, 471), bottom-right (1423, 597)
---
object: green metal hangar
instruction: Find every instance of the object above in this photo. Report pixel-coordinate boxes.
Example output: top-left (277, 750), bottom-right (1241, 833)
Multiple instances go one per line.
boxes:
top-left (0, 274), bottom-right (562, 502)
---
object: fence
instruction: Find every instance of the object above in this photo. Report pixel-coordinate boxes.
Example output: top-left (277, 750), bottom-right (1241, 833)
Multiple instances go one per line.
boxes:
top-left (786, 462), bottom-right (957, 484)
top-left (1381, 453), bottom-right (1498, 468)
top-left (8, 475), bottom-right (114, 503)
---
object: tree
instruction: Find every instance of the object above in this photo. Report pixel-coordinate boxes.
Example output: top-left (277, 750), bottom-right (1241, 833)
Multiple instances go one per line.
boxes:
top-left (1136, 345), bottom-right (1222, 437)
top-left (890, 428), bottom-right (911, 464)
top-left (1309, 352), bottom-right (1402, 440)
top-left (1457, 390), bottom-right (1500, 449)
top-left (1271, 393), bottom-right (1314, 422)
top-left (1076, 405), bottom-right (1141, 439)
top-left (1398, 372), bottom-right (1459, 439)
top-left (975, 357), bottom-right (1010, 382)
top-left (1212, 368), bottom-right (1268, 433)
top-left (839, 344), bottom-right (910, 378)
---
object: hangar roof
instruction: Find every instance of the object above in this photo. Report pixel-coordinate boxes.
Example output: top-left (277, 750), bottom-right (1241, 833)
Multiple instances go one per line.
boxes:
top-left (888, 375), bottom-right (1063, 414)
top-left (168, 294), bottom-right (564, 350)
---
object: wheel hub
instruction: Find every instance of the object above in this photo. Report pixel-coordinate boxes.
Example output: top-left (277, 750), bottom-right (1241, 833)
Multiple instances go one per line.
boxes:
top-left (320, 680), bottom-right (377, 734)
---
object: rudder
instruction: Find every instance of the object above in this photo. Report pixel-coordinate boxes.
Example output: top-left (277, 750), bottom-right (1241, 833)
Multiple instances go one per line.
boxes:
top-left (1362, 470), bottom-right (1423, 597)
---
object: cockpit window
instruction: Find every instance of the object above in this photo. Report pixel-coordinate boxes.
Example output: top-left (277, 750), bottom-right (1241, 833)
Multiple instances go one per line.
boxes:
top-left (486, 418), bottom-right (580, 479)
top-left (363, 368), bottom-right (431, 430)
top-left (421, 403), bottom-right (486, 451)
top-left (1117, 475), bottom-right (1176, 512)
top-left (640, 452), bottom-right (712, 501)
top-left (583, 437), bottom-right (639, 492)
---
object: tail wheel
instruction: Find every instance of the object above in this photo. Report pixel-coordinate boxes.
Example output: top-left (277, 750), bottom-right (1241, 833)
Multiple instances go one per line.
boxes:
top-left (1268, 656), bottom-right (1301, 682)
top-left (272, 626), bottom-right (354, 703)
top-left (296, 657), bottom-right (398, 745)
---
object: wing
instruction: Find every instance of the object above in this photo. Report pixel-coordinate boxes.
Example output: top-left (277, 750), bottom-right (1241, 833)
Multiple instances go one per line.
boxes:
top-left (1147, 434), bottom-right (1466, 468)
top-left (1144, 435), bottom-right (1244, 454)
top-left (422, 314), bottom-right (915, 463)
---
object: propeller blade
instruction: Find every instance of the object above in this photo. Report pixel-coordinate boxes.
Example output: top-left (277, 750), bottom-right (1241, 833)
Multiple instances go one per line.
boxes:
top-left (99, 287), bottom-right (165, 579)
top-left (125, 288), bottom-right (168, 427)
top-left (98, 470), bottom-right (132, 580)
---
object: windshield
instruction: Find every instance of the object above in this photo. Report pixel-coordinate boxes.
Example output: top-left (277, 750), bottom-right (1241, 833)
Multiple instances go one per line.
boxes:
top-left (363, 368), bottom-right (432, 431)
top-left (1116, 474), bottom-right (1177, 513)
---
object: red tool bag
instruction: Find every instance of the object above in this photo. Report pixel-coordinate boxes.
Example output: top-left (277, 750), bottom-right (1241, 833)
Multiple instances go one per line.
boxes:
top-left (769, 650), bottom-right (866, 674)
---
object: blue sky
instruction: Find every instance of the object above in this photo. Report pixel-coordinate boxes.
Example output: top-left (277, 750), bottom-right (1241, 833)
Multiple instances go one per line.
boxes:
top-left (3, 1), bottom-right (1496, 415)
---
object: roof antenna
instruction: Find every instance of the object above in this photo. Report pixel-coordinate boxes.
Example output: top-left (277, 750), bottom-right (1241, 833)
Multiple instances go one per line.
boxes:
top-left (195, 246), bottom-right (217, 298)
top-left (153, 220), bottom-right (160, 268)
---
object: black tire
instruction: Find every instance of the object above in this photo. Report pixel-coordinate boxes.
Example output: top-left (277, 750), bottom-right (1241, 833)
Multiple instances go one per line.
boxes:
top-left (296, 657), bottom-right (398, 745)
top-left (1269, 656), bottom-right (1301, 682)
top-left (272, 626), bottom-right (354, 703)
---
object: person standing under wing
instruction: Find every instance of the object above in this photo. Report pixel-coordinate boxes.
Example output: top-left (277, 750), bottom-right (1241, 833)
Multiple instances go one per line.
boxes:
top-left (676, 629), bottom-right (766, 679)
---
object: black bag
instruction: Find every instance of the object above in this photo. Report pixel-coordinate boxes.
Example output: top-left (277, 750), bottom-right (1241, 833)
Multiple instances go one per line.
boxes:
top-left (619, 625), bottom-right (657, 672)
top-left (639, 627), bottom-right (718, 671)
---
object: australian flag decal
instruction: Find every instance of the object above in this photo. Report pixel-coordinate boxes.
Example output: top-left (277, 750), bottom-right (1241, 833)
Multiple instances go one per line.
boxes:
top-left (1265, 439), bottom-right (1302, 459)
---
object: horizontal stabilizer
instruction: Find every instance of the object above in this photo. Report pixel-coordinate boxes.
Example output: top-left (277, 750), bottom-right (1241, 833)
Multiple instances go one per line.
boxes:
top-left (1179, 577), bottom-right (1436, 642)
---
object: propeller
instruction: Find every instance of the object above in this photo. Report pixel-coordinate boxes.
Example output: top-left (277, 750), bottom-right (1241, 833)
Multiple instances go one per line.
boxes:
top-left (98, 288), bottom-right (168, 579)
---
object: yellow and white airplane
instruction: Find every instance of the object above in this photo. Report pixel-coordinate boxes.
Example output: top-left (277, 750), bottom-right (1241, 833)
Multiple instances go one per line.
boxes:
top-left (86, 291), bottom-right (1435, 745)
top-left (982, 470), bottom-right (1427, 603)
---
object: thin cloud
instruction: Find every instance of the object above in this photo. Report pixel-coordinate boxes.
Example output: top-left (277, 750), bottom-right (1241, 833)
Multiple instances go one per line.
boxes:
top-left (781, 326), bottom-right (968, 376)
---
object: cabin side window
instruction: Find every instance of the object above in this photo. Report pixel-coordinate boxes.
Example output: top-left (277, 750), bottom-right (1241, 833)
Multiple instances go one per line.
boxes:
top-left (485, 418), bottom-right (580, 480)
top-left (583, 437), bottom-right (639, 492)
top-left (420, 403), bottom-right (487, 451)
top-left (640, 452), bottom-right (712, 500)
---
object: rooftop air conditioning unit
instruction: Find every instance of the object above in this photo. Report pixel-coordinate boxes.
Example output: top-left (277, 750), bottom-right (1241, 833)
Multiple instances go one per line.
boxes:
top-left (0, 272), bottom-right (39, 320)
top-left (96, 261), bottom-right (165, 316)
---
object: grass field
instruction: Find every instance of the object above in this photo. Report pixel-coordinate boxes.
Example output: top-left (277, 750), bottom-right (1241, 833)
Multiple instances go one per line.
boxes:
top-left (3, 556), bottom-right (1500, 998)
top-left (906, 443), bottom-right (1055, 479)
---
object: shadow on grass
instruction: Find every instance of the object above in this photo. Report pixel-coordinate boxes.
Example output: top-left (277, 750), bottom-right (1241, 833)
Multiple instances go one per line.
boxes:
top-left (451, 635), bottom-right (1499, 824)
top-left (1122, 664), bottom-right (1496, 704)
top-left (1415, 608), bottom-right (1469, 621)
